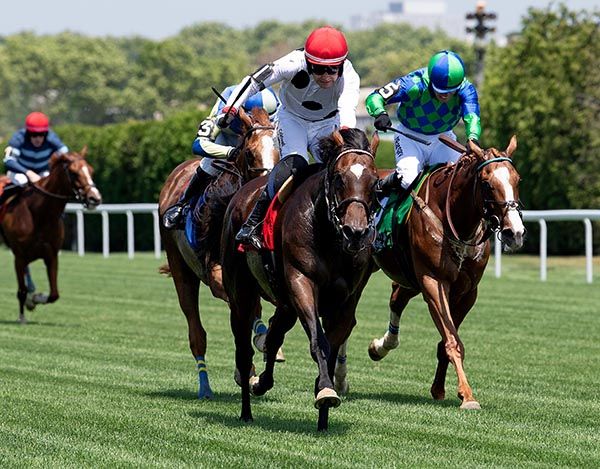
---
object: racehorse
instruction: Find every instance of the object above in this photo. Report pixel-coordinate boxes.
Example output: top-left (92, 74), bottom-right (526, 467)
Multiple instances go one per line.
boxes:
top-left (158, 107), bottom-right (279, 399)
top-left (221, 128), bottom-right (379, 431)
top-left (0, 148), bottom-right (102, 324)
top-left (368, 136), bottom-right (525, 410)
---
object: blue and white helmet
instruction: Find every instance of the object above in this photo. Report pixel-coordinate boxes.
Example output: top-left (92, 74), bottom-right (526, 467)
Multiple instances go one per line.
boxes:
top-left (242, 88), bottom-right (279, 116)
top-left (219, 86), bottom-right (279, 117)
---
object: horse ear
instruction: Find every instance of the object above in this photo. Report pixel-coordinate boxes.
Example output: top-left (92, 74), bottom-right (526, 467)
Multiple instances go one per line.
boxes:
top-left (80, 145), bottom-right (88, 158)
top-left (467, 139), bottom-right (484, 158)
top-left (331, 130), bottom-right (344, 147)
top-left (49, 152), bottom-right (62, 167)
top-left (505, 135), bottom-right (517, 157)
top-left (370, 131), bottom-right (380, 156)
top-left (238, 107), bottom-right (252, 129)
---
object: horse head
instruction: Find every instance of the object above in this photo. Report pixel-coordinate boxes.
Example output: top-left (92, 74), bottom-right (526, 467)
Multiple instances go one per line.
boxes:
top-left (468, 137), bottom-right (525, 251)
top-left (49, 147), bottom-right (102, 209)
top-left (236, 107), bottom-right (278, 180)
top-left (321, 128), bottom-right (379, 254)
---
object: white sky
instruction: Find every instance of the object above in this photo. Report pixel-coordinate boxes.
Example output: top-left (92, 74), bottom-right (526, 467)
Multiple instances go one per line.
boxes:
top-left (1, 0), bottom-right (599, 39)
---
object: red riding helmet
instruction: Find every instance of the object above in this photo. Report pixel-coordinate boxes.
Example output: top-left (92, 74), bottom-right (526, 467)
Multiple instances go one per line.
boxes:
top-left (25, 112), bottom-right (50, 133)
top-left (304, 26), bottom-right (348, 66)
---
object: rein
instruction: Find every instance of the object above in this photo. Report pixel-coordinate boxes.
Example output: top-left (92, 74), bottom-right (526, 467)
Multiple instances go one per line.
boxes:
top-left (324, 148), bottom-right (377, 253)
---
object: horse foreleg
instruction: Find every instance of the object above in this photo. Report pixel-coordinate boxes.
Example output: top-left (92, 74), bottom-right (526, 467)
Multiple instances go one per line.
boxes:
top-left (334, 339), bottom-right (349, 395)
top-left (14, 259), bottom-right (29, 324)
top-left (368, 282), bottom-right (415, 361)
top-left (43, 252), bottom-right (60, 303)
top-left (252, 316), bottom-right (286, 362)
top-left (421, 275), bottom-right (479, 410)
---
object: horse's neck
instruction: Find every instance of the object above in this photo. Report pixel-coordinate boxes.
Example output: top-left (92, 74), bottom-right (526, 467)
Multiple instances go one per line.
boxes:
top-left (444, 165), bottom-right (484, 239)
top-left (31, 172), bottom-right (70, 213)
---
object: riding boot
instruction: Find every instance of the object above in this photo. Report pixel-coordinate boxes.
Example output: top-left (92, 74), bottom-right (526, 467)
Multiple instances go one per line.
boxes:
top-left (163, 168), bottom-right (207, 230)
top-left (235, 187), bottom-right (272, 250)
top-left (376, 172), bottom-right (403, 199)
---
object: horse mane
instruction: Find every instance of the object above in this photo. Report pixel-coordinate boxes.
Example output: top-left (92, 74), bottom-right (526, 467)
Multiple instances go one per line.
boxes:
top-left (249, 107), bottom-right (271, 126)
top-left (319, 128), bottom-right (370, 165)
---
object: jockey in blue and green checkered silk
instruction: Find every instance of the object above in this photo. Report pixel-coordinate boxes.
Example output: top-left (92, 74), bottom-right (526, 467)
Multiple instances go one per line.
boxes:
top-left (366, 50), bottom-right (481, 192)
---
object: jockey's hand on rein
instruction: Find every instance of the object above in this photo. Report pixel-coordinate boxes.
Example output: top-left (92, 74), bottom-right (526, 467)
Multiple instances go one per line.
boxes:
top-left (374, 113), bottom-right (392, 132)
top-left (227, 146), bottom-right (241, 162)
top-left (217, 106), bottom-right (238, 129)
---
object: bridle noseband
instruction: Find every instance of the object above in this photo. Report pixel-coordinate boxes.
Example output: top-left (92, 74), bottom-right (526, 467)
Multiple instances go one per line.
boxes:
top-left (324, 148), bottom-right (377, 252)
top-left (240, 124), bottom-right (276, 177)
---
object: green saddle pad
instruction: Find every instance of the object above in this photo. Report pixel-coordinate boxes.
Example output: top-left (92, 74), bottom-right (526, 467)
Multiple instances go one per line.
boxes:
top-left (375, 166), bottom-right (440, 250)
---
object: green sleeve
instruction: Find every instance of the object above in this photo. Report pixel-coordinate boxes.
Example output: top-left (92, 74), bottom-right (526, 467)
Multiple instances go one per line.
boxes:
top-left (365, 93), bottom-right (387, 117)
top-left (463, 112), bottom-right (481, 141)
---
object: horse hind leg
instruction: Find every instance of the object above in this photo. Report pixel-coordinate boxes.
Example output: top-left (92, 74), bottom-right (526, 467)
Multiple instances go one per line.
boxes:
top-left (164, 235), bottom-right (213, 399)
top-left (252, 316), bottom-right (285, 362)
top-left (368, 283), bottom-right (415, 361)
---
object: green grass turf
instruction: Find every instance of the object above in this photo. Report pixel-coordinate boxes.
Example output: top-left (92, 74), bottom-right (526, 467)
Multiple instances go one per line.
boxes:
top-left (0, 248), bottom-right (599, 467)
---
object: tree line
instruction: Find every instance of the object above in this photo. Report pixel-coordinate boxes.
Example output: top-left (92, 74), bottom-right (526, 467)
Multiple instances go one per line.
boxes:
top-left (1, 4), bottom-right (598, 253)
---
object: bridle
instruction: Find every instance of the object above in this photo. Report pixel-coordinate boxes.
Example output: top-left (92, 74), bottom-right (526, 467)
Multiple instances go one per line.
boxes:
top-left (324, 148), bottom-right (378, 252)
top-left (445, 154), bottom-right (522, 246)
top-left (240, 124), bottom-right (276, 178)
top-left (30, 158), bottom-right (98, 208)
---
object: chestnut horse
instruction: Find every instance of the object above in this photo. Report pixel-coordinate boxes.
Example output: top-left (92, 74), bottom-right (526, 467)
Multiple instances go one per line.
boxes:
top-left (368, 136), bottom-right (525, 409)
top-left (158, 107), bottom-right (279, 399)
top-left (222, 128), bottom-right (379, 431)
top-left (0, 148), bottom-right (102, 323)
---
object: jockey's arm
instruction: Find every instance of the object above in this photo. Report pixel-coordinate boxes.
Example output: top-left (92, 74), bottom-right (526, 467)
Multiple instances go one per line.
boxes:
top-left (192, 116), bottom-right (235, 159)
top-left (3, 147), bottom-right (29, 174)
top-left (459, 82), bottom-right (482, 141)
top-left (337, 61), bottom-right (361, 128)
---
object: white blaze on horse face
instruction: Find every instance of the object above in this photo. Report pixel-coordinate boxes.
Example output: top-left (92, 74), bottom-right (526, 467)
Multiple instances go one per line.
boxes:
top-left (492, 167), bottom-right (525, 234)
top-left (259, 134), bottom-right (276, 170)
top-left (349, 163), bottom-right (365, 180)
top-left (81, 165), bottom-right (102, 201)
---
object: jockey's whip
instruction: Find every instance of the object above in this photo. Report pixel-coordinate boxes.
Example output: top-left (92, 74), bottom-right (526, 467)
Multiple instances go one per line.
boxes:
top-left (211, 87), bottom-right (227, 104)
top-left (383, 127), bottom-right (431, 146)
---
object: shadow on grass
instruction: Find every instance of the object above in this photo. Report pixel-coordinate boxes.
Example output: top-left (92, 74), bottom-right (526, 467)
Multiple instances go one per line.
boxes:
top-left (147, 389), bottom-right (240, 402)
top-left (0, 319), bottom-right (77, 328)
top-left (342, 391), bottom-right (461, 408)
top-left (190, 407), bottom-right (350, 436)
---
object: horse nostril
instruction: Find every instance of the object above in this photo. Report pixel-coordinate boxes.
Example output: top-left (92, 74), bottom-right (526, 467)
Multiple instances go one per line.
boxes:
top-left (342, 225), bottom-right (367, 240)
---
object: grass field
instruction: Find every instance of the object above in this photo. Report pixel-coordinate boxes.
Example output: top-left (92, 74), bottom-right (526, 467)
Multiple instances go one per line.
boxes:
top-left (1, 248), bottom-right (599, 468)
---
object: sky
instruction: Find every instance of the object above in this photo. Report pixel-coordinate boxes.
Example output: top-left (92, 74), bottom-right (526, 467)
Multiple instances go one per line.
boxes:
top-left (1, 0), bottom-right (599, 40)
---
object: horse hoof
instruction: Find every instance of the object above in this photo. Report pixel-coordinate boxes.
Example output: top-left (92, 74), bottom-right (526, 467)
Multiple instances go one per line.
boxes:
top-left (198, 388), bottom-right (214, 400)
top-left (334, 380), bottom-right (349, 396)
top-left (32, 293), bottom-right (49, 305)
top-left (275, 347), bottom-right (285, 362)
top-left (367, 341), bottom-right (384, 361)
top-left (460, 400), bottom-right (481, 410)
top-left (25, 293), bottom-right (36, 311)
top-left (314, 388), bottom-right (341, 409)
top-left (253, 333), bottom-right (266, 353)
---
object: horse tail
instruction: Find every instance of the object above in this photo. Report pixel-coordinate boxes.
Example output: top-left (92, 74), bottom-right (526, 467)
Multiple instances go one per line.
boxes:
top-left (158, 263), bottom-right (172, 277)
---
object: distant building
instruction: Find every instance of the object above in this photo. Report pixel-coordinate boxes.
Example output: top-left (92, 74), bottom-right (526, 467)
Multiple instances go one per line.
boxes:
top-left (350, 1), bottom-right (464, 39)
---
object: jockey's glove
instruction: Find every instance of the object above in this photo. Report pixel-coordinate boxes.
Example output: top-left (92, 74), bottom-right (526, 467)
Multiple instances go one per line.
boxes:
top-left (217, 106), bottom-right (238, 129)
top-left (374, 113), bottom-right (392, 132)
top-left (227, 146), bottom-right (240, 162)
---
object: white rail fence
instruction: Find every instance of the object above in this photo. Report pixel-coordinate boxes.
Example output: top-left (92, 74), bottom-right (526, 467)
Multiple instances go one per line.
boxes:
top-left (66, 204), bottom-right (600, 283)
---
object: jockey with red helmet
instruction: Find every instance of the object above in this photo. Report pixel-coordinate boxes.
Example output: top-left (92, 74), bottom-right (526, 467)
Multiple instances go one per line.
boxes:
top-left (1, 112), bottom-right (69, 204)
top-left (162, 85), bottom-right (280, 230)
top-left (220, 26), bottom-right (360, 249)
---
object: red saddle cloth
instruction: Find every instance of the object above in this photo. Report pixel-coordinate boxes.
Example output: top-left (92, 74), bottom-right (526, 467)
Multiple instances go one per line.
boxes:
top-left (261, 196), bottom-right (284, 251)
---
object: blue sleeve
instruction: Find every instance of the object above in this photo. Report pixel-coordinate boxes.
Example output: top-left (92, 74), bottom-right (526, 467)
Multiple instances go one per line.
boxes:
top-left (459, 81), bottom-right (480, 117)
top-left (7, 129), bottom-right (26, 148)
top-left (4, 157), bottom-right (28, 173)
top-left (46, 131), bottom-right (68, 153)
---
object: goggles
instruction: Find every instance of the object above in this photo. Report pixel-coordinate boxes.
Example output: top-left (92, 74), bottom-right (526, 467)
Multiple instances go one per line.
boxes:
top-left (311, 64), bottom-right (341, 75)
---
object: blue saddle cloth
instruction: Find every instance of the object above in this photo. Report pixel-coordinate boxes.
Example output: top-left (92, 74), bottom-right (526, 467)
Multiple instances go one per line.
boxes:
top-left (184, 194), bottom-right (205, 251)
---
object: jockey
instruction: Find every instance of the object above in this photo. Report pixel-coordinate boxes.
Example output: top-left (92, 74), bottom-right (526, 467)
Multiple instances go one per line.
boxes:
top-left (162, 86), bottom-right (279, 230)
top-left (220, 25), bottom-right (360, 249)
top-left (366, 50), bottom-right (481, 196)
top-left (0, 112), bottom-right (69, 205)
